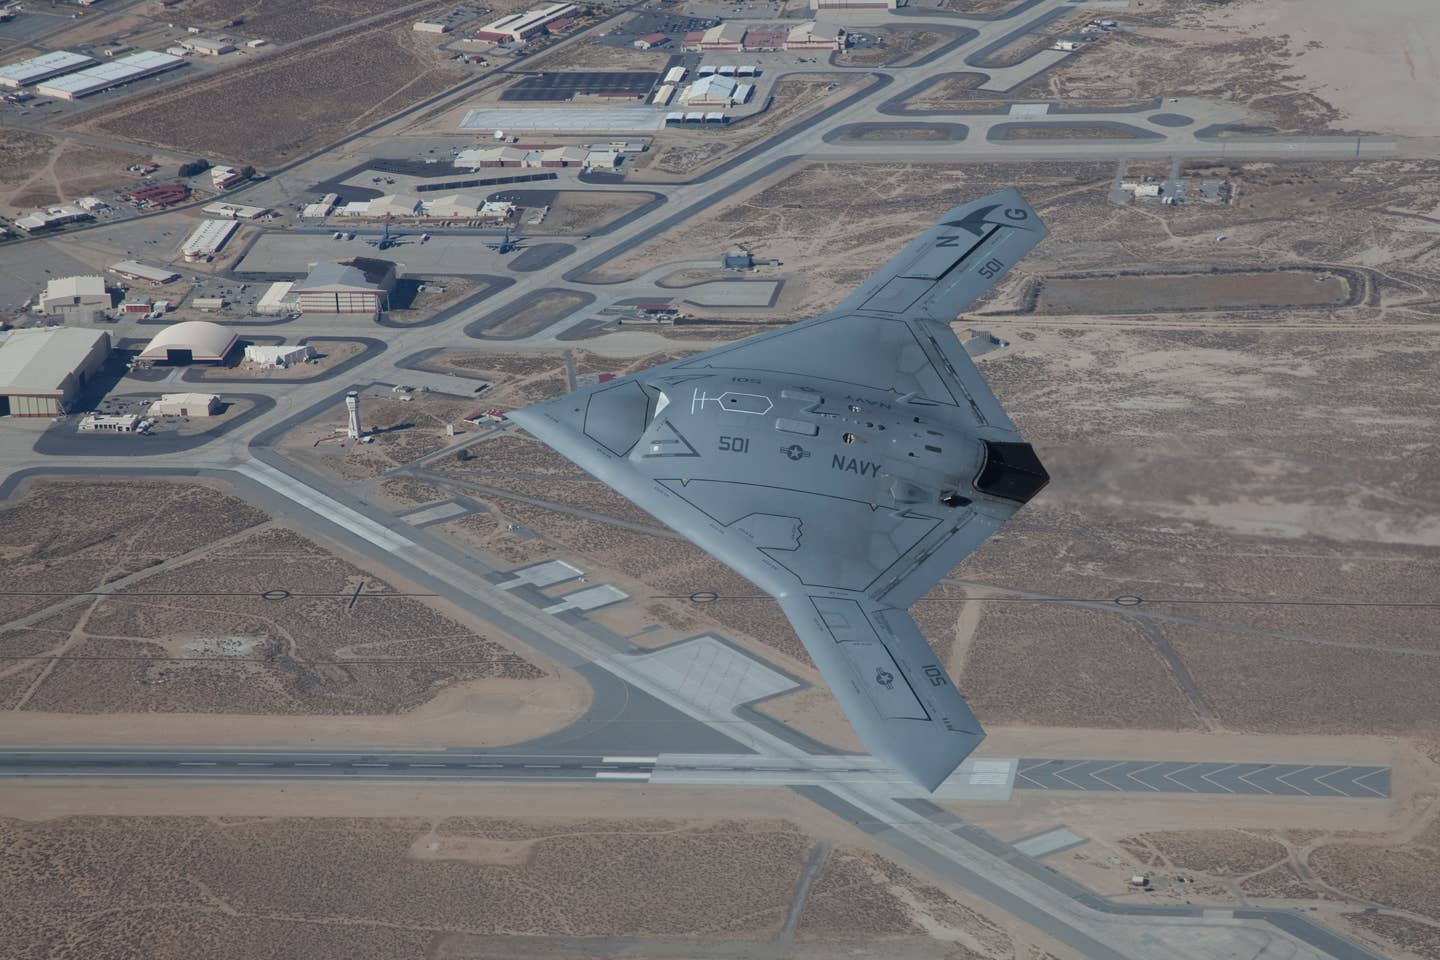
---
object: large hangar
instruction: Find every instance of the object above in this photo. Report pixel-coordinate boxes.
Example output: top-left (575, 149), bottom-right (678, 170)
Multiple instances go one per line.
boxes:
top-left (0, 328), bottom-right (111, 417)
top-left (36, 51), bottom-right (185, 101)
top-left (138, 320), bottom-right (237, 364)
top-left (0, 51), bottom-right (96, 89)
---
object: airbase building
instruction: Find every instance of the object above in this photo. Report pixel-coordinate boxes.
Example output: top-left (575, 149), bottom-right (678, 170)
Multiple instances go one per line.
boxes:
top-left (138, 320), bottom-right (238, 364)
top-left (0, 327), bottom-right (111, 417)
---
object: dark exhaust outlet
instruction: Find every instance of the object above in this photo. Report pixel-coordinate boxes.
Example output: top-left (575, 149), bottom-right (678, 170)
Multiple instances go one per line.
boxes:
top-left (974, 441), bottom-right (1049, 503)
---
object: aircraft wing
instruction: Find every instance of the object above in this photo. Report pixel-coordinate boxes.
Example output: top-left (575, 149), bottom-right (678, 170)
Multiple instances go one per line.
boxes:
top-left (777, 594), bottom-right (985, 790)
top-left (506, 401), bottom-right (995, 790)
top-left (651, 187), bottom-right (1048, 434)
top-left (509, 188), bottom-right (1049, 790)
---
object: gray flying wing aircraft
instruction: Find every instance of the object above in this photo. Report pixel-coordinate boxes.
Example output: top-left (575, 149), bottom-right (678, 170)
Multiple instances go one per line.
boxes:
top-left (509, 188), bottom-right (1049, 790)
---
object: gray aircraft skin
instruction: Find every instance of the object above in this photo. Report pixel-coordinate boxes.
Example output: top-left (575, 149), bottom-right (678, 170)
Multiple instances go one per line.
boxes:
top-left (510, 188), bottom-right (1050, 790)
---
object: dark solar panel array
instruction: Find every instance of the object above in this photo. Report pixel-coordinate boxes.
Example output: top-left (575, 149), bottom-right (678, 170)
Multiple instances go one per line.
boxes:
top-left (415, 172), bottom-right (559, 193)
top-left (500, 71), bottom-right (661, 101)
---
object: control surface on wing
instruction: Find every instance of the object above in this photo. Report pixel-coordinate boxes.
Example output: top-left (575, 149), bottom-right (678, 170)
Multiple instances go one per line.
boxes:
top-left (510, 188), bottom-right (1049, 790)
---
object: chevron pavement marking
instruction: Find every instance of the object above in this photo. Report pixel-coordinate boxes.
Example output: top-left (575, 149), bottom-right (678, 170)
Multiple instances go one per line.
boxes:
top-left (1014, 759), bottom-right (1389, 798)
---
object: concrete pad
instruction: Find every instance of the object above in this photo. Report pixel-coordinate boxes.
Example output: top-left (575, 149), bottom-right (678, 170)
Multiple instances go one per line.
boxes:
top-left (1009, 103), bottom-right (1050, 117)
top-left (543, 583), bottom-right (629, 614)
top-left (402, 501), bottom-right (470, 526)
top-left (623, 635), bottom-right (798, 716)
top-left (1014, 827), bottom-right (1086, 859)
top-left (459, 106), bottom-right (666, 133)
top-left (935, 758), bottom-right (1016, 800)
top-left (392, 372), bottom-right (490, 397)
top-left (650, 753), bottom-right (1016, 800)
top-left (497, 559), bottom-right (583, 589)
top-left (676, 280), bottom-right (779, 308)
top-left (236, 233), bottom-right (517, 277)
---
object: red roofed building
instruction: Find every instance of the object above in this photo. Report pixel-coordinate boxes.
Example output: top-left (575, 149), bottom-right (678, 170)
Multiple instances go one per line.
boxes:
top-left (741, 28), bottom-right (787, 50)
top-left (123, 183), bottom-right (191, 207)
top-left (634, 32), bottom-right (668, 49)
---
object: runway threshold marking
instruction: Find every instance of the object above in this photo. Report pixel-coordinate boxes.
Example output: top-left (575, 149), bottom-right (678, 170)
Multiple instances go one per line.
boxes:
top-left (1014, 759), bottom-right (1391, 798)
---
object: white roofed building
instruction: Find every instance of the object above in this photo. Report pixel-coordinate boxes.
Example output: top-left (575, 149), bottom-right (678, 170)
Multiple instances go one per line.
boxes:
top-left (202, 201), bottom-right (268, 219)
top-left (38, 276), bottom-right (110, 318)
top-left (457, 145), bottom-right (527, 168)
top-left (0, 51), bottom-right (96, 88)
top-left (679, 74), bottom-right (740, 107)
top-left (110, 260), bottom-right (180, 284)
top-left (367, 194), bottom-right (423, 218)
top-left (210, 164), bottom-right (245, 189)
top-left (149, 392), bottom-right (221, 416)
top-left (474, 2), bottom-right (577, 43)
top-left (422, 193), bottom-right (485, 218)
top-left (294, 260), bottom-right (393, 318)
top-left (36, 51), bottom-right (185, 100)
top-left (181, 37), bottom-right (234, 55)
top-left (684, 23), bottom-right (746, 52)
top-left (301, 193), bottom-right (339, 218)
top-left (785, 22), bottom-right (846, 50)
top-left (138, 320), bottom-right (238, 364)
top-left (0, 327), bottom-right (111, 417)
top-left (585, 150), bottom-right (620, 170)
top-left (255, 281), bottom-right (298, 315)
top-left (15, 205), bottom-right (92, 233)
top-left (243, 344), bottom-right (316, 368)
top-left (180, 219), bottom-right (239, 261)
top-left (79, 413), bottom-right (140, 432)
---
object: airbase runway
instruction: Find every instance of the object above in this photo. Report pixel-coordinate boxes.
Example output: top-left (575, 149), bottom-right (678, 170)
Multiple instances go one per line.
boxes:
top-left (0, 749), bottom-right (1392, 799)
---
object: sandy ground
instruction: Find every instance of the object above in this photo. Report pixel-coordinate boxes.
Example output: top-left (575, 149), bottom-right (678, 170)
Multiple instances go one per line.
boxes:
top-left (0, 133), bottom-right (148, 214)
top-left (1214, 0), bottom-right (1440, 136)
top-left (0, 673), bottom-right (589, 748)
top-left (0, 785), bottom-right (1085, 959)
top-left (0, 779), bottom-right (836, 822)
top-left (1, 477), bottom-right (590, 742)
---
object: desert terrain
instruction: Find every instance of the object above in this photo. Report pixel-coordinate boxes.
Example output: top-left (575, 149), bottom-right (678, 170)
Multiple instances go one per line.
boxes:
top-left (3, 0), bottom-right (1438, 957)
top-left (0, 792), bottom-right (1076, 960)
top-left (65, 6), bottom-right (473, 166)
top-left (0, 478), bottom-right (585, 747)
